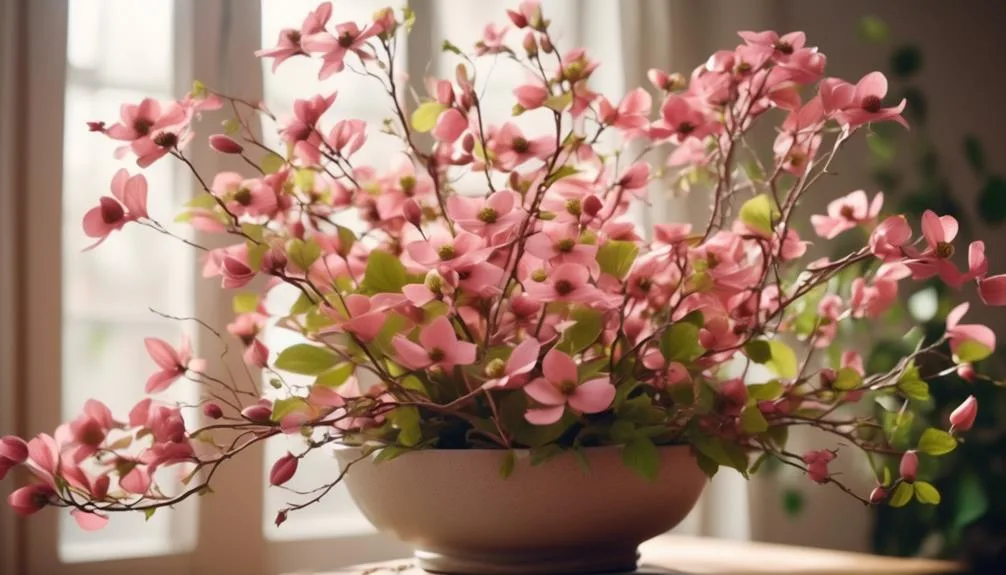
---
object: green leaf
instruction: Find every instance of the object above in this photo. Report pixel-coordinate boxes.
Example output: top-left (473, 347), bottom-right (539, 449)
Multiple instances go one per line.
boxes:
top-left (890, 45), bottom-right (922, 78)
top-left (556, 307), bottom-right (604, 355)
top-left (289, 291), bottom-right (315, 315)
top-left (544, 165), bottom-right (579, 187)
top-left (286, 238), bottom-right (322, 272)
top-left (832, 367), bottom-right (862, 391)
top-left (232, 292), bottom-right (259, 314)
top-left (622, 436), bottom-right (660, 481)
top-left (739, 405), bottom-right (768, 434)
top-left (964, 135), bottom-right (986, 174)
top-left (783, 489), bottom-right (805, 517)
top-left (274, 344), bottom-right (339, 375)
top-left (410, 101), bottom-right (446, 133)
top-left (336, 225), bottom-right (357, 255)
top-left (362, 251), bottom-right (409, 293)
top-left (765, 340), bottom-right (798, 379)
top-left (544, 92), bottom-right (572, 112)
top-left (913, 481), bottom-right (941, 505)
top-left (596, 240), bottom-right (639, 280)
top-left (144, 508), bottom-right (157, 521)
top-left (223, 118), bottom-right (240, 135)
top-left (917, 428), bottom-right (957, 456)
top-left (314, 363), bottom-right (354, 388)
top-left (738, 194), bottom-right (778, 236)
top-left (401, 6), bottom-right (416, 31)
top-left (261, 152), bottom-right (286, 174)
top-left (391, 406), bottom-right (422, 447)
top-left (692, 435), bottom-right (748, 475)
top-left (953, 472), bottom-right (988, 530)
top-left (743, 340), bottom-right (772, 363)
top-left (191, 80), bottom-right (207, 99)
top-left (977, 175), bottom-right (1006, 226)
top-left (954, 340), bottom-right (992, 364)
top-left (858, 15), bottom-right (889, 43)
top-left (375, 445), bottom-right (412, 463)
top-left (659, 322), bottom-right (704, 364)
top-left (270, 397), bottom-right (308, 422)
top-left (530, 444), bottom-right (565, 466)
top-left (889, 482), bottom-right (914, 508)
top-left (499, 451), bottom-right (517, 478)
top-left (897, 364), bottom-right (930, 401)
top-left (867, 132), bottom-right (895, 164)
top-left (748, 380), bottom-right (783, 401)
top-left (441, 39), bottom-right (463, 55)
top-left (882, 466), bottom-right (892, 487)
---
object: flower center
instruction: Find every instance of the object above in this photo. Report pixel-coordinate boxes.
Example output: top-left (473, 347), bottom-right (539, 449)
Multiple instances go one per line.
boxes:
top-left (936, 241), bottom-right (955, 259)
top-left (287, 30), bottom-right (302, 44)
top-left (558, 380), bottom-right (577, 396)
top-left (556, 238), bottom-right (576, 253)
top-left (429, 348), bottom-right (445, 362)
top-left (565, 198), bottom-right (582, 216)
top-left (438, 244), bottom-right (456, 260)
top-left (338, 32), bottom-right (355, 48)
top-left (134, 118), bottom-right (154, 136)
top-left (735, 61), bottom-right (752, 75)
top-left (512, 136), bottom-right (530, 154)
top-left (637, 277), bottom-right (652, 292)
top-left (485, 358), bottom-right (506, 379)
top-left (154, 132), bottom-right (179, 148)
top-left (100, 197), bottom-right (125, 224)
top-left (861, 95), bottom-right (883, 114)
top-left (677, 121), bottom-right (696, 136)
top-left (399, 176), bottom-right (416, 196)
top-left (477, 207), bottom-right (498, 223)
top-left (554, 279), bottom-right (574, 295)
top-left (234, 188), bottom-right (253, 206)
top-left (531, 269), bottom-right (547, 282)
top-left (839, 205), bottom-right (856, 220)
top-left (774, 41), bottom-right (794, 55)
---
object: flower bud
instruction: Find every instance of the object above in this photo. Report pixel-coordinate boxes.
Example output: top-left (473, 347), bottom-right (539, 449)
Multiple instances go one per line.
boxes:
top-left (818, 368), bottom-right (837, 389)
top-left (510, 293), bottom-right (542, 317)
top-left (506, 9), bottom-right (528, 28)
top-left (540, 36), bottom-right (554, 54)
top-left (522, 32), bottom-right (537, 56)
top-left (209, 134), bottom-right (244, 154)
top-left (402, 198), bottom-right (423, 228)
top-left (241, 404), bottom-right (273, 423)
top-left (647, 69), bottom-right (669, 91)
top-left (899, 450), bottom-right (918, 483)
top-left (274, 509), bottom-right (289, 527)
top-left (262, 247), bottom-right (288, 273)
top-left (582, 195), bottom-right (603, 218)
top-left (957, 363), bottom-right (976, 382)
top-left (869, 486), bottom-right (887, 504)
top-left (461, 133), bottom-right (475, 153)
top-left (949, 395), bottom-right (978, 432)
top-left (202, 402), bottom-right (224, 420)
top-left (269, 452), bottom-right (299, 486)
top-left (243, 339), bottom-right (269, 368)
top-left (0, 436), bottom-right (29, 465)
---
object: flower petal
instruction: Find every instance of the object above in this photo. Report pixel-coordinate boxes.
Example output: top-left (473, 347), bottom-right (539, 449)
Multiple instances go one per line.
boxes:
top-left (506, 338), bottom-right (541, 376)
top-left (391, 336), bottom-right (430, 370)
top-left (524, 405), bottom-right (565, 426)
top-left (144, 337), bottom-right (180, 370)
top-left (541, 349), bottom-right (577, 384)
top-left (71, 509), bottom-right (109, 531)
top-left (568, 378), bottom-right (616, 414)
top-left (523, 377), bottom-right (565, 406)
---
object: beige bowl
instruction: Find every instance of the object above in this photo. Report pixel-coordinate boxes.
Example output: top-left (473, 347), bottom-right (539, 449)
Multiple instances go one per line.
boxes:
top-left (334, 445), bottom-right (706, 574)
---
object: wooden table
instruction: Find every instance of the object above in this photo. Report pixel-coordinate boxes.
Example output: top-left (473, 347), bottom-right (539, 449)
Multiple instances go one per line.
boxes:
top-left (316, 535), bottom-right (960, 574)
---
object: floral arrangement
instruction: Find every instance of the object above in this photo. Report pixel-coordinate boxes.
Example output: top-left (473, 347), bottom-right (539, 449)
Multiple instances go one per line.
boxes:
top-left (3, 1), bottom-right (1005, 531)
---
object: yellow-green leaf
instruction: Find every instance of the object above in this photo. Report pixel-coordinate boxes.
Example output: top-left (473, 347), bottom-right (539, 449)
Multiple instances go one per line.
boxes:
top-left (315, 363), bottom-right (354, 388)
top-left (622, 436), bottom-right (660, 480)
top-left (287, 238), bottom-right (322, 272)
top-left (362, 251), bottom-right (409, 294)
top-left (914, 481), bottom-right (941, 505)
top-left (832, 367), bottom-right (862, 391)
top-left (765, 340), bottom-right (798, 379)
top-left (232, 292), bottom-right (259, 314)
top-left (556, 307), bottom-right (604, 355)
top-left (659, 322), bottom-right (704, 364)
top-left (544, 92), bottom-right (572, 112)
top-left (954, 340), bottom-right (992, 364)
top-left (889, 482), bottom-right (914, 508)
top-left (740, 405), bottom-right (769, 434)
top-left (739, 194), bottom-right (779, 236)
top-left (274, 344), bottom-right (339, 376)
top-left (918, 428), bottom-right (957, 456)
top-left (411, 101), bottom-right (446, 133)
top-left (261, 152), bottom-right (286, 174)
top-left (596, 240), bottom-right (639, 280)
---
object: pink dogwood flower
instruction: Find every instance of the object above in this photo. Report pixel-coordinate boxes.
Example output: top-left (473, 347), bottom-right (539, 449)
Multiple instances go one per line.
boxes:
top-left (489, 123), bottom-right (556, 170)
top-left (869, 215), bottom-right (912, 262)
top-left (105, 98), bottom-right (186, 144)
top-left (523, 349), bottom-right (615, 425)
top-left (0, 436), bottom-right (28, 481)
top-left (82, 170), bottom-right (149, 250)
top-left (738, 30), bottom-right (807, 60)
top-left (811, 190), bottom-right (883, 239)
top-left (406, 229), bottom-right (494, 271)
top-left (483, 338), bottom-right (541, 389)
top-left (513, 82), bottom-right (549, 110)
top-left (322, 293), bottom-right (403, 342)
top-left (447, 190), bottom-right (524, 240)
top-left (392, 316), bottom-right (476, 370)
top-left (524, 263), bottom-right (614, 307)
top-left (256, 1), bottom-right (332, 71)
top-left (945, 303), bottom-right (996, 361)
top-left (904, 211), bottom-right (966, 287)
top-left (598, 88), bottom-right (651, 135)
top-left (8, 484), bottom-right (55, 518)
top-left (326, 118), bottom-right (367, 157)
top-left (978, 274), bottom-right (1006, 306)
top-left (525, 223), bottom-right (599, 273)
top-left (824, 72), bottom-right (907, 130)
top-left (144, 336), bottom-right (205, 393)
top-left (652, 95), bottom-right (714, 143)
top-left (302, 22), bottom-right (379, 80)
top-left (850, 262), bottom-right (909, 318)
top-left (475, 23), bottom-right (510, 56)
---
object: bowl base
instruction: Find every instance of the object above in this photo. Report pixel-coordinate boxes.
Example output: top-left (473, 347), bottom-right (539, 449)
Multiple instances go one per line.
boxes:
top-left (415, 546), bottom-right (639, 575)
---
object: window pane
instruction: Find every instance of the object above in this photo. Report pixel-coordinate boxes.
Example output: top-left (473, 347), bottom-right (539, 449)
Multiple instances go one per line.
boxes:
top-left (60, 0), bottom-right (196, 561)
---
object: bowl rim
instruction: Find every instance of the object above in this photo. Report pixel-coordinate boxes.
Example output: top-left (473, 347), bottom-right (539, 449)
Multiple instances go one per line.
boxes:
top-left (331, 442), bottom-right (693, 455)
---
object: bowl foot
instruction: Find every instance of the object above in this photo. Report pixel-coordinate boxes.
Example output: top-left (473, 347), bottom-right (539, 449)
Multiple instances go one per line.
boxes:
top-left (415, 545), bottom-right (639, 574)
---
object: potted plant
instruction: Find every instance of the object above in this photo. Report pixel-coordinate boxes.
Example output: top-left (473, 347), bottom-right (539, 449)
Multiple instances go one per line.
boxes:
top-left (3, 2), bottom-right (1005, 573)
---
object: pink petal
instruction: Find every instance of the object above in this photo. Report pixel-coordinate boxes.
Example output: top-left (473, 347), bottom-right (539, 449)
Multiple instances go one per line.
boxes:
top-left (524, 232), bottom-right (556, 260)
top-left (345, 314), bottom-right (385, 342)
top-left (524, 405), bottom-right (565, 426)
top-left (109, 169), bottom-right (130, 203)
top-left (620, 87), bottom-right (651, 116)
top-left (403, 283), bottom-right (436, 307)
top-left (951, 324), bottom-right (996, 354)
top-left (869, 192), bottom-right (884, 218)
top-left (446, 341), bottom-right (477, 366)
top-left (940, 215), bottom-right (959, 243)
top-left (978, 274), bottom-right (1006, 306)
top-left (145, 369), bottom-right (181, 394)
top-left (81, 206), bottom-right (113, 239)
top-left (71, 509), bottom-right (109, 531)
top-left (920, 210), bottom-right (943, 245)
top-left (524, 377), bottom-right (566, 406)
top-left (120, 466), bottom-right (152, 494)
top-left (506, 338), bottom-right (541, 376)
top-left (123, 174), bottom-right (149, 218)
top-left (855, 71), bottom-right (888, 100)
top-left (551, 262), bottom-right (590, 287)
top-left (969, 241), bottom-right (988, 278)
top-left (568, 378), bottom-right (616, 414)
top-left (431, 108), bottom-right (467, 143)
top-left (392, 336), bottom-right (430, 370)
top-left (405, 240), bottom-right (438, 266)
top-left (487, 190), bottom-right (517, 214)
top-left (541, 349), bottom-right (577, 384)
top-left (420, 316), bottom-right (458, 350)
top-left (145, 337), bottom-right (180, 370)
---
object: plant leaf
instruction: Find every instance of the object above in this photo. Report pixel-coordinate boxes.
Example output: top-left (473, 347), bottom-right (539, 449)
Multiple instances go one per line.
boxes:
top-left (499, 450), bottom-right (517, 478)
top-left (913, 481), bottom-right (941, 505)
top-left (889, 482), bottom-right (914, 507)
top-left (739, 405), bottom-right (769, 434)
top-left (362, 251), bottom-right (409, 294)
top-left (622, 436), bottom-right (660, 481)
top-left (659, 322), bottom-right (704, 364)
top-left (739, 194), bottom-right (778, 236)
top-left (556, 307), bottom-right (604, 355)
top-left (274, 344), bottom-right (339, 375)
top-left (917, 428), bottom-right (957, 456)
top-left (411, 101), bottom-right (446, 133)
top-left (832, 367), bottom-right (862, 391)
top-left (765, 340), bottom-right (798, 379)
top-left (596, 240), bottom-right (639, 280)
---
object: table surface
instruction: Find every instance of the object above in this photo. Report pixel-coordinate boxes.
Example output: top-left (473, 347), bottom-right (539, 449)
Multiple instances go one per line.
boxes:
top-left (313, 535), bottom-right (960, 574)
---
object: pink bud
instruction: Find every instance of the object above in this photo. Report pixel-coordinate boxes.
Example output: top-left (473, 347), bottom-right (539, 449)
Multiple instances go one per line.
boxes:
top-left (957, 363), bottom-right (976, 382)
top-left (522, 32), bottom-right (537, 56)
top-left (209, 134), bottom-right (244, 154)
top-left (274, 509), bottom-right (289, 527)
top-left (819, 368), bottom-right (837, 388)
top-left (0, 436), bottom-right (29, 464)
top-left (243, 339), bottom-right (269, 368)
top-left (87, 120), bottom-right (107, 133)
top-left (290, 220), bottom-right (306, 240)
top-left (461, 133), bottom-right (475, 153)
top-left (719, 378), bottom-right (748, 408)
top-left (869, 486), bottom-right (887, 504)
top-left (269, 452), bottom-right (299, 486)
top-left (647, 68), bottom-right (669, 91)
top-left (262, 247), bottom-right (288, 273)
top-left (540, 36), bottom-right (553, 54)
top-left (506, 9), bottom-right (528, 28)
top-left (949, 395), bottom-right (978, 432)
top-left (7, 484), bottom-right (54, 517)
top-left (582, 195), bottom-right (603, 217)
top-left (899, 450), bottom-right (918, 483)
top-left (241, 404), bottom-right (273, 423)
top-left (402, 198), bottom-right (422, 228)
top-left (203, 402), bottom-right (224, 420)
top-left (510, 293), bottom-right (542, 318)
top-left (91, 474), bottom-right (110, 500)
